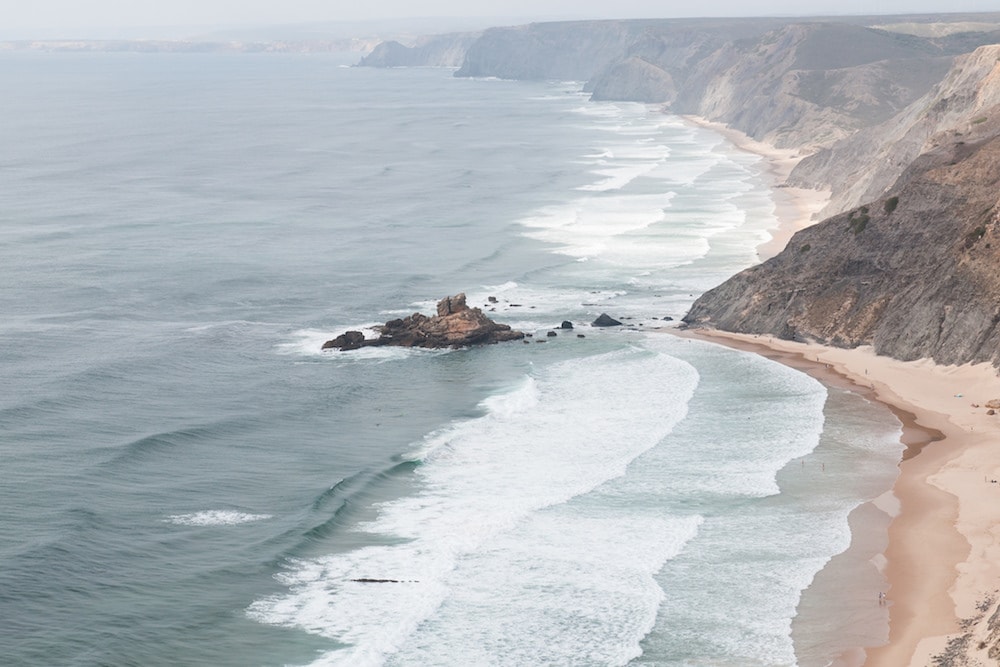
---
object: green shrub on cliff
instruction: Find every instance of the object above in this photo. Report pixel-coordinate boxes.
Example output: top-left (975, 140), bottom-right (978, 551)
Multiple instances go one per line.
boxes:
top-left (966, 225), bottom-right (987, 245)
top-left (848, 208), bottom-right (870, 234)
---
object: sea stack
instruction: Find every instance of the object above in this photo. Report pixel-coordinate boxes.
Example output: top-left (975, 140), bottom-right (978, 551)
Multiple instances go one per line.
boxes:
top-left (322, 293), bottom-right (525, 351)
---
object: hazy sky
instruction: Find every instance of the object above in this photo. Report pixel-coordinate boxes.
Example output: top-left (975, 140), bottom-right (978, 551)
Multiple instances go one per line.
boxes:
top-left (2, 0), bottom-right (997, 38)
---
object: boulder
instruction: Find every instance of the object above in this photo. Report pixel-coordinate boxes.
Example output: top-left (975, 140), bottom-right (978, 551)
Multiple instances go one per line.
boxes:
top-left (323, 293), bottom-right (524, 351)
top-left (437, 293), bottom-right (467, 317)
top-left (986, 399), bottom-right (1000, 410)
top-left (592, 313), bottom-right (623, 327)
top-left (559, 321), bottom-right (574, 329)
top-left (322, 330), bottom-right (366, 351)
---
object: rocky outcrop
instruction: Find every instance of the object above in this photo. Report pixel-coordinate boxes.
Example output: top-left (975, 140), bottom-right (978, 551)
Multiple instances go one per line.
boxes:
top-left (592, 314), bottom-right (623, 327)
top-left (357, 32), bottom-right (481, 68)
top-left (684, 105), bottom-right (1000, 366)
top-left (322, 294), bottom-right (524, 351)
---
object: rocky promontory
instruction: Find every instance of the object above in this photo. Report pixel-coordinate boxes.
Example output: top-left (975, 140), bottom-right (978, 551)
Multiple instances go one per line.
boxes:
top-left (322, 294), bottom-right (524, 351)
top-left (684, 46), bottom-right (1000, 368)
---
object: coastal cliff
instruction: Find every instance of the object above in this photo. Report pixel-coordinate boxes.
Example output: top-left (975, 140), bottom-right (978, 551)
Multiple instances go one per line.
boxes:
top-left (357, 32), bottom-right (480, 67)
top-left (665, 22), bottom-right (956, 149)
top-left (684, 46), bottom-right (1000, 368)
top-left (361, 15), bottom-right (999, 149)
top-left (789, 43), bottom-right (1000, 216)
top-left (360, 14), bottom-right (1000, 371)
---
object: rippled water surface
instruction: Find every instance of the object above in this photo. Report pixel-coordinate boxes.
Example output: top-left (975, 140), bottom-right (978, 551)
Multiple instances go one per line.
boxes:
top-left (0, 52), bottom-right (902, 666)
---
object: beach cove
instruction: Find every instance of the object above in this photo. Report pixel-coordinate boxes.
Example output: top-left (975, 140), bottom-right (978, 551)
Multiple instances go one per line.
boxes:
top-left (681, 115), bottom-right (1000, 666)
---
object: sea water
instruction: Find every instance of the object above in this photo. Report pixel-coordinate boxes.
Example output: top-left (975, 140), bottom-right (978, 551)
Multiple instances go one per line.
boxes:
top-left (0, 52), bottom-right (903, 666)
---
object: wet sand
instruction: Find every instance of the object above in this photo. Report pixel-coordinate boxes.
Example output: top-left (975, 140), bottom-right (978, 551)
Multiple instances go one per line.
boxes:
top-left (683, 330), bottom-right (1000, 666)
top-left (675, 115), bottom-right (1000, 665)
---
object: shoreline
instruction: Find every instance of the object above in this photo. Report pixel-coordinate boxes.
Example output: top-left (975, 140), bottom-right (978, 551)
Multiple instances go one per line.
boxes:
top-left (682, 329), bottom-right (1000, 666)
top-left (671, 327), bottom-right (939, 666)
top-left (678, 114), bottom-right (830, 260)
top-left (674, 115), bottom-right (1000, 665)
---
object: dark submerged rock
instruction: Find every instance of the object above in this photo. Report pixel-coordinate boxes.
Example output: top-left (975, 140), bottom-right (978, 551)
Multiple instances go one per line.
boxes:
top-left (322, 330), bottom-right (366, 351)
top-left (592, 313), bottom-right (623, 327)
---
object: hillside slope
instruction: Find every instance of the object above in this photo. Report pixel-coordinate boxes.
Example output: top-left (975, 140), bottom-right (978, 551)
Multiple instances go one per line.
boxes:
top-left (684, 50), bottom-right (1000, 367)
top-left (790, 44), bottom-right (1000, 215)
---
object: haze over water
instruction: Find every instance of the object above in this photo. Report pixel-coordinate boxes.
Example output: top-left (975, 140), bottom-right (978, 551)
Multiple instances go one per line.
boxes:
top-left (0, 52), bottom-right (903, 666)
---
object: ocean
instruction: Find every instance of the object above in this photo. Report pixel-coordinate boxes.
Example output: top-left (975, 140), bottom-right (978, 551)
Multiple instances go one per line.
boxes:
top-left (0, 52), bottom-right (904, 666)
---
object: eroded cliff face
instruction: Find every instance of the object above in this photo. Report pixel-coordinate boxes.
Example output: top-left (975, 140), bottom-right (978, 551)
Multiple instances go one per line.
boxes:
top-left (682, 45), bottom-right (1000, 368)
top-left (455, 21), bottom-right (641, 81)
top-left (685, 107), bottom-right (1000, 366)
top-left (791, 44), bottom-right (1000, 216)
top-left (357, 32), bottom-right (481, 68)
top-left (668, 23), bottom-right (955, 149)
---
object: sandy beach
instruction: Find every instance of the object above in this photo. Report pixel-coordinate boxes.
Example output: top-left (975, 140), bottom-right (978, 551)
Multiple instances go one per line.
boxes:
top-left (687, 330), bottom-right (1000, 666)
top-left (680, 115), bottom-right (1000, 665)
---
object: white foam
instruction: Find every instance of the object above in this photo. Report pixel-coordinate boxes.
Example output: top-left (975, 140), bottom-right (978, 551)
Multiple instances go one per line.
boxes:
top-left (166, 510), bottom-right (272, 526)
top-left (455, 283), bottom-right (635, 333)
top-left (656, 349), bottom-right (827, 499)
top-left (519, 192), bottom-right (678, 260)
top-left (276, 328), bottom-right (451, 362)
top-left (275, 327), bottom-right (374, 356)
top-left (249, 345), bottom-right (701, 664)
top-left (477, 280), bottom-right (519, 295)
top-left (400, 512), bottom-right (703, 666)
top-left (570, 103), bottom-right (639, 119)
top-left (401, 376), bottom-right (541, 462)
top-left (577, 161), bottom-right (662, 192)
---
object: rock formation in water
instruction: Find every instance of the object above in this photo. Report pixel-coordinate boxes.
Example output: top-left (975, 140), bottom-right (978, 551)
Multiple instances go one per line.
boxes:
top-left (322, 293), bottom-right (524, 351)
top-left (591, 314), bottom-right (623, 327)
